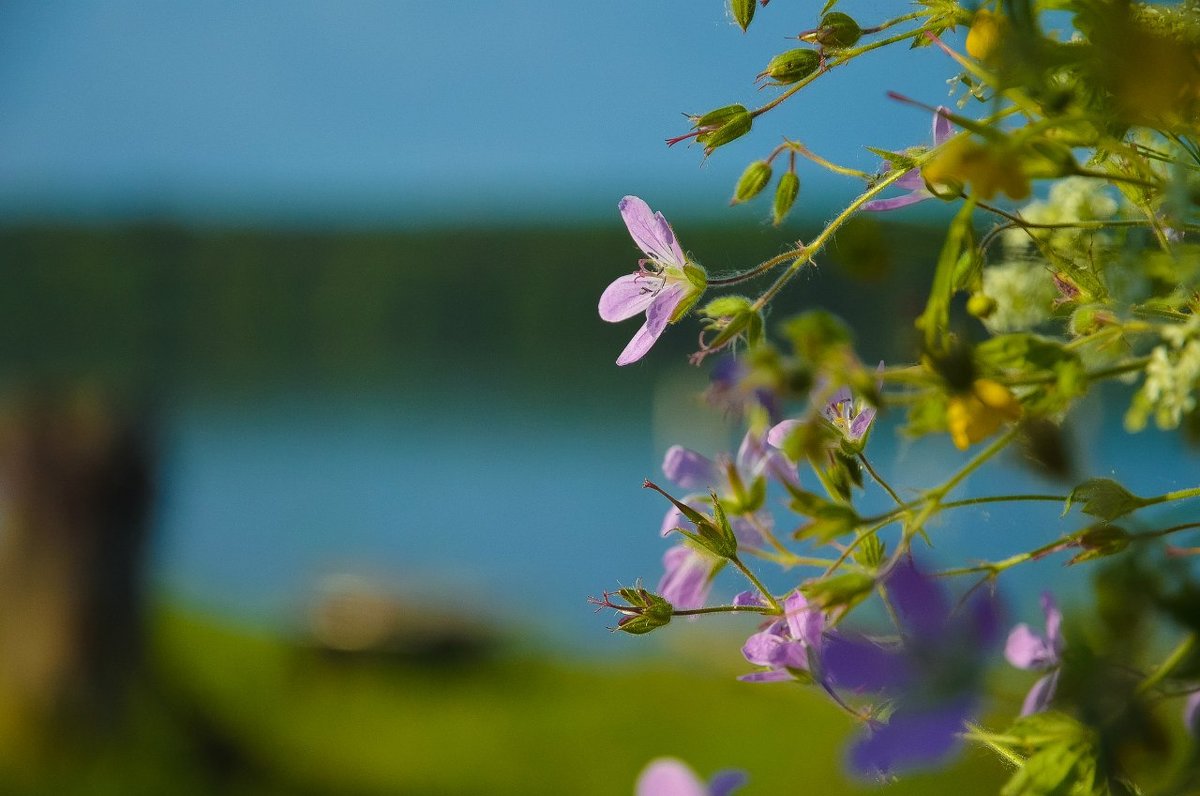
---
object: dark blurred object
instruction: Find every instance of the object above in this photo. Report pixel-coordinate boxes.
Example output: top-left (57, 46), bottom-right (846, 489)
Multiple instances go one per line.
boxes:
top-left (309, 574), bottom-right (496, 666)
top-left (0, 389), bottom-right (155, 751)
top-left (1018, 418), bottom-right (1075, 481)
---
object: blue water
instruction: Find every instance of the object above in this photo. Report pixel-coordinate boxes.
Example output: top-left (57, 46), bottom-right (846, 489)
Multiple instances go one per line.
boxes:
top-left (150, 384), bottom-right (1200, 650)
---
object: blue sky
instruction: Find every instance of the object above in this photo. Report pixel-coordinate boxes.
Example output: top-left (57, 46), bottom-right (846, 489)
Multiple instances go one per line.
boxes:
top-left (0, 1), bottom-right (957, 226)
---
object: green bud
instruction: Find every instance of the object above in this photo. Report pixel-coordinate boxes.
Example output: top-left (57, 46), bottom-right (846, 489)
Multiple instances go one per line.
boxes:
top-left (814, 12), bottom-right (862, 48)
top-left (853, 534), bottom-right (886, 569)
top-left (702, 295), bottom-right (753, 318)
top-left (700, 110), bottom-right (753, 154)
top-left (803, 572), bottom-right (875, 611)
top-left (611, 585), bottom-right (674, 634)
top-left (732, 160), bottom-right (773, 205)
top-left (693, 104), bottom-right (748, 130)
top-left (967, 293), bottom-right (997, 318)
top-left (773, 171), bottom-right (800, 226)
top-left (730, 0), bottom-right (755, 32)
top-left (759, 48), bottom-right (822, 86)
top-left (1067, 524), bottom-right (1131, 566)
top-left (796, 503), bottom-right (860, 543)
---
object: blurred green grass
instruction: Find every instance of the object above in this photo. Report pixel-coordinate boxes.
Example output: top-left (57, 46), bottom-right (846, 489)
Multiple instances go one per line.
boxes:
top-left (2, 608), bottom-right (1009, 794)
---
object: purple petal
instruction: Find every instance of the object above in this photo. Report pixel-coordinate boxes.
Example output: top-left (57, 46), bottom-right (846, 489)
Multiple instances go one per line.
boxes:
top-left (731, 515), bottom-right (767, 550)
top-left (848, 699), bottom-right (974, 777)
top-left (616, 283), bottom-right (685, 366)
top-left (932, 106), bottom-right (953, 146)
top-left (862, 189), bottom-right (931, 212)
top-left (784, 591), bottom-right (823, 651)
top-left (737, 669), bottom-right (795, 683)
top-left (821, 634), bottom-right (910, 692)
top-left (1184, 691), bottom-right (1200, 736)
top-left (735, 430), bottom-right (768, 475)
top-left (658, 545), bottom-right (715, 610)
top-left (635, 758), bottom-right (707, 796)
top-left (885, 558), bottom-right (950, 640)
top-left (619, 195), bottom-right (686, 266)
top-left (732, 590), bottom-right (764, 607)
top-left (766, 419), bottom-right (800, 450)
top-left (1041, 592), bottom-right (1064, 656)
top-left (708, 770), bottom-right (748, 796)
top-left (1005, 624), bottom-right (1054, 670)
top-left (741, 622), bottom-right (787, 666)
top-left (895, 169), bottom-right (926, 191)
top-left (848, 407), bottom-right (876, 440)
top-left (663, 446), bottom-right (719, 491)
top-left (1020, 670), bottom-right (1059, 716)
top-left (660, 505), bottom-right (684, 538)
top-left (599, 273), bottom-right (660, 322)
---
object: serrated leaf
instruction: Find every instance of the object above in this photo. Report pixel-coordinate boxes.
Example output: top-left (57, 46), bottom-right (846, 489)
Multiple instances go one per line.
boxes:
top-left (1063, 478), bottom-right (1149, 522)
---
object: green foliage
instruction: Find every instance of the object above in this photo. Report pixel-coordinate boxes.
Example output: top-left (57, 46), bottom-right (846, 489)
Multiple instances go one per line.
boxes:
top-left (1062, 478), bottom-right (1149, 523)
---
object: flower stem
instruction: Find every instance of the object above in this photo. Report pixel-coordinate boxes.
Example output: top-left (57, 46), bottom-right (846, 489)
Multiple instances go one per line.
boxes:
top-left (730, 554), bottom-right (782, 612)
top-left (1137, 633), bottom-right (1197, 696)
top-left (673, 604), bottom-right (779, 617)
top-left (707, 247), bottom-right (804, 287)
top-left (858, 452), bottom-right (905, 507)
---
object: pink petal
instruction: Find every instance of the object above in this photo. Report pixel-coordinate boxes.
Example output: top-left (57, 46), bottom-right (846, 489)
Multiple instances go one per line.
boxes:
top-left (663, 446), bottom-right (719, 491)
top-left (766, 419), bottom-right (801, 450)
top-left (636, 758), bottom-right (708, 796)
top-left (1005, 624), bottom-right (1053, 670)
top-left (615, 283), bottom-right (684, 366)
top-left (599, 273), bottom-right (660, 322)
top-left (932, 106), bottom-right (953, 146)
top-left (861, 190), bottom-right (931, 212)
top-left (1020, 670), bottom-right (1059, 716)
top-left (619, 195), bottom-right (686, 266)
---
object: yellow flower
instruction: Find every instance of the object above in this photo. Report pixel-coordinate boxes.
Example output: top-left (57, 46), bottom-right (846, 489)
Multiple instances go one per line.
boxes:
top-left (965, 9), bottom-right (1005, 62)
top-left (923, 138), bottom-right (1030, 202)
top-left (947, 378), bottom-right (1022, 450)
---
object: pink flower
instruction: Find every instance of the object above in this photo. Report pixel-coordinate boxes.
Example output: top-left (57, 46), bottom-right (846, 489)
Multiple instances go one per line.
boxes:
top-left (862, 108), bottom-right (952, 212)
top-left (599, 196), bottom-right (705, 365)
top-left (635, 758), bottom-right (746, 796)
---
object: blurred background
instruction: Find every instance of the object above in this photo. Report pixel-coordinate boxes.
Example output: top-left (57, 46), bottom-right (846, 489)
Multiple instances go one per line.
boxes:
top-left (0, 2), bottom-right (1195, 793)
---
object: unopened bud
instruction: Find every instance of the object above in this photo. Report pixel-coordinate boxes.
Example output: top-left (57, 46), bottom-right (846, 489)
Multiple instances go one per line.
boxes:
top-left (759, 48), bottom-right (822, 86)
top-left (693, 104), bottom-right (748, 130)
top-left (700, 110), bottom-right (753, 154)
top-left (773, 171), bottom-right (800, 226)
top-left (730, 0), bottom-right (755, 32)
top-left (967, 293), bottom-right (997, 319)
top-left (732, 160), bottom-right (773, 204)
top-left (813, 12), bottom-right (861, 49)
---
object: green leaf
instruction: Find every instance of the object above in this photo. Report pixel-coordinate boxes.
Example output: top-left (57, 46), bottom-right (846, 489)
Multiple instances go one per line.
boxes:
top-left (916, 197), bottom-right (975, 351)
top-left (864, 146), bottom-right (918, 173)
top-left (796, 503), bottom-right (861, 543)
top-left (730, 0), bottom-right (755, 31)
top-left (1063, 478), bottom-right (1150, 522)
top-left (1001, 743), bottom-right (1088, 796)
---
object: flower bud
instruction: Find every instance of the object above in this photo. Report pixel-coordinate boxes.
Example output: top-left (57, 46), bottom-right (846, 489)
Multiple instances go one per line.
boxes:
top-left (965, 9), bottom-right (1005, 61)
top-left (699, 110), bottom-right (753, 155)
top-left (759, 48), bottom-right (822, 86)
top-left (772, 171), bottom-right (800, 226)
top-left (692, 104), bottom-right (748, 130)
top-left (967, 293), bottom-right (997, 319)
top-left (730, 0), bottom-right (755, 32)
top-left (732, 160), bottom-right (772, 205)
top-left (813, 12), bottom-right (861, 49)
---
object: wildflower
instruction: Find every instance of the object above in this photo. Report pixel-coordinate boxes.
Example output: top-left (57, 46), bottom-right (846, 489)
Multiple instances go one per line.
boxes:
top-left (1005, 593), bottom-right (1064, 715)
top-left (862, 109), bottom-right (952, 212)
top-left (827, 558), bottom-right (1002, 777)
top-left (947, 378), bottom-right (1021, 450)
top-left (979, 261), bottom-right (1057, 333)
top-left (767, 366), bottom-right (882, 453)
top-left (659, 430), bottom-right (798, 549)
top-left (635, 758), bottom-right (746, 796)
top-left (599, 196), bottom-right (706, 366)
top-left (1125, 327), bottom-right (1200, 431)
top-left (739, 591), bottom-right (824, 683)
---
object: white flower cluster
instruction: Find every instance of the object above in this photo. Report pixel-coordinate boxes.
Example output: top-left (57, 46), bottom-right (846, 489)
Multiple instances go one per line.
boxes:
top-left (980, 261), bottom-right (1059, 333)
top-left (1126, 315), bottom-right (1200, 431)
top-left (1002, 177), bottom-right (1119, 255)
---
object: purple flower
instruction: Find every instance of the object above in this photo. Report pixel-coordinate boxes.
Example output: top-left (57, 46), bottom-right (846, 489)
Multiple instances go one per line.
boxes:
top-left (767, 364), bottom-right (883, 453)
top-left (825, 558), bottom-right (1002, 778)
top-left (739, 591), bottom-right (824, 683)
top-left (1005, 592), bottom-right (1064, 716)
top-left (635, 758), bottom-right (746, 796)
top-left (862, 108), bottom-right (952, 212)
top-left (658, 544), bottom-right (721, 610)
top-left (599, 196), bottom-right (705, 366)
top-left (659, 430), bottom-right (798, 550)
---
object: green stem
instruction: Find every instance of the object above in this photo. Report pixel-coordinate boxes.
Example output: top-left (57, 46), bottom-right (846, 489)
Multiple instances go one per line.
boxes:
top-left (858, 452), bottom-right (905, 507)
top-left (707, 247), bottom-right (804, 287)
top-left (673, 604), bottom-right (779, 617)
top-left (730, 554), bottom-right (782, 612)
top-left (1145, 485), bottom-right (1200, 507)
top-left (1137, 633), bottom-right (1197, 696)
